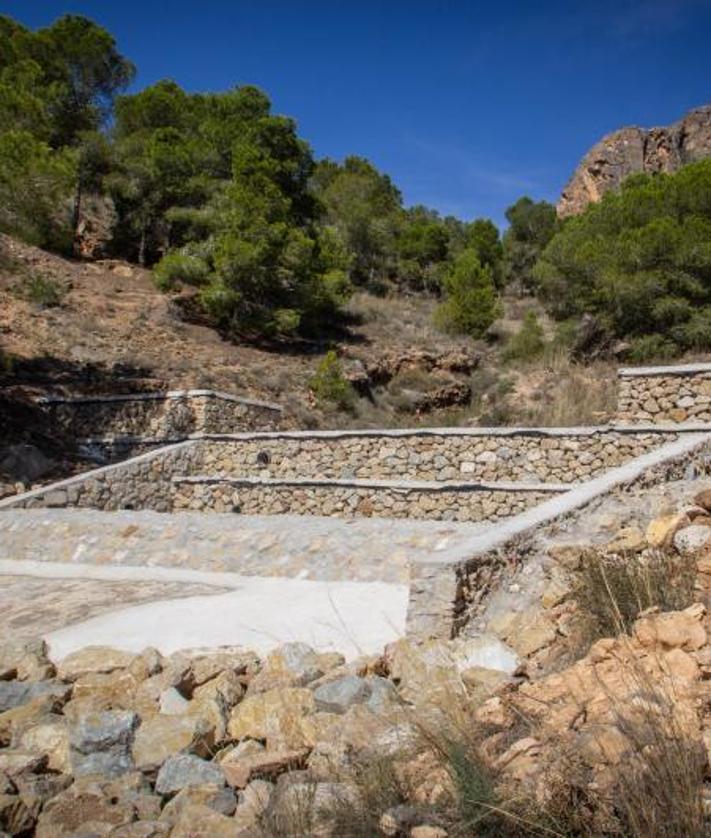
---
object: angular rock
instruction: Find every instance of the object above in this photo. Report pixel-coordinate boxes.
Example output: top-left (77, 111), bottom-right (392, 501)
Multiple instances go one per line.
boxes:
top-left (57, 646), bottom-right (136, 681)
top-left (0, 680), bottom-right (71, 714)
top-left (227, 687), bottom-right (315, 749)
top-left (694, 488), bottom-right (711, 512)
top-left (69, 710), bottom-right (138, 776)
top-left (159, 687), bottom-right (189, 715)
top-left (193, 669), bottom-right (244, 708)
top-left (234, 779), bottom-right (273, 829)
top-left (222, 748), bottom-right (308, 789)
top-left (633, 604), bottom-right (707, 651)
top-left (0, 750), bottom-right (47, 777)
top-left (313, 675), bottom-right (370, 714)
top-left (155, 754), bottom-right (225, 796)
top-left (169, 803), bottom-right (241, 838)
top-left (0, 792), bottom-right (35, 836)
top-left (20, 717), bottom-right (71, 773)
top-left (0, 638), bottom-right (54, 681)
top-left (132, 714), bottom-right (216, 773)
top-left (159, 783), bottom-right (235, 826)
top-left (249, 643), bottom-right (323, 692)
top-left (673, 524), bottom-right (711, 555)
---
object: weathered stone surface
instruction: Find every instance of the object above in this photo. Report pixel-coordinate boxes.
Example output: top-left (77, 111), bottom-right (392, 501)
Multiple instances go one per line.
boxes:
top-left (313, 675), bottom-right (370, 714)
top-left (0, 680), bottom-right (70, 714)
top-left (558, 105), bottom-right (711, 217)
top-left (35, 773), bottom-right (160, 837)
top-left (222, 748), bottom-right (308, 789)
top-left (673, 524), bottom-right (711, 554)
top-left (633, 603), bottom-right (707, 651)
top-left (132, 714), bottom-right (216, 772)
top-left (0, 792), bottom-right (35, 835)
top-left (57, 646), bottom-right (136, 681)
top-left (0, 749), bottom-right (48, 776)
top-left (159, 783), bottom-right (236, 825)
top-left (169, 803), bottom-right (242, 837)
top-left (0, 638), bottom-right (54, 681)
top-left (228, 687), bottom-right (315, 749)
top-left (155, 754), bottom-right (225, 796)
top-left (20, 716), bottom-right (71, 773)
top-left (69, 710), bottom-right (138, 776)
top-left (159, 687), bottom-right (189, 715)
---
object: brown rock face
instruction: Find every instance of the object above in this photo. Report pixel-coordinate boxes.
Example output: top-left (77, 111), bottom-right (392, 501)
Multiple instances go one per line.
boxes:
top-left (558, 105), bottom-right (711, 217)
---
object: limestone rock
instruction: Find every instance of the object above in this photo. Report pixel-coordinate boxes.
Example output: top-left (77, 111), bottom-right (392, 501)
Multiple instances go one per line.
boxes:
top-left (233, 778), bottom-right (273, 829)
top-left (193, 669), bottom-right (244, 707)
top-left (19, 716), bottom-right (71, 773)
top-left (249, 642), bottom-right (323, 692)
top-left (227, 687), bottom-right (315, 750)
top-left (693, 488), bottom-right (711, 512)
top-left (645, 513), bottom-right (688, 548)
top-left (0, 680), bottom-right (71, 714)
top-left (633, 603), bottom-right (707, 651)
top-left (132, 714), bottom-right (216, 773)
top-left (222, 747), bottom-right (308, 789)
top-left (159, 783), bottom-right (236, 826)
top-left (35, 773), bottom-right (159, 837)
top-left (313, 675), bottom-right (370, 714)
top-left (57, 646), bottom-right (136, 681)
top-left (155, 754), bottom-right (225, 796)
top-left (0, 639), bottom-right (55, 681)
top-left (673, 524), bottom-right (711, 554)
top-left (69, 710), bottom-right (138, 776)
top-left (159, 687), bottom-right (189, 715)
top-left (605, 526), bottom-right (645, 553)
top-left (169, 803), bottom-right (242, 838)
top-left (0, 792), bottom-right (35, 836)
top-left (558, 105), bottom-right (711, 217)
top-left (0, 749), bottom-right (48, 777)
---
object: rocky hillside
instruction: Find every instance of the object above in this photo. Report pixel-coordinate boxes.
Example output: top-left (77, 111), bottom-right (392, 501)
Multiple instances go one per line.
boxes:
top-left (558, 104), bottom-right (711, 217)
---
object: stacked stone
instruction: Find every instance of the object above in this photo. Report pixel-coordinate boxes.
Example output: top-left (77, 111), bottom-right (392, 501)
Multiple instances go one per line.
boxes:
top-left (7, 443), bottom-right (201, 513)
top-left (198, 430), bottom-right (675, 485)
top-left (171, 480), bottom-right (552, 523)
top-left (617, 368), bottom-right (711, 423)
top-left (41, 391), bottom-right (282, 441)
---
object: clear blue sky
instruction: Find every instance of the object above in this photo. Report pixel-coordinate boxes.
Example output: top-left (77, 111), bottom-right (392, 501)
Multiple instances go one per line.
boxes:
top-left (5, 0), bottom-right (711, 225)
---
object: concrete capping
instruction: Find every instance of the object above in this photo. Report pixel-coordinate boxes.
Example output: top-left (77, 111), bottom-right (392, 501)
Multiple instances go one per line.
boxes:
top-left (0, 439), bottom-right (199, 510)
top-left (172, 475), bottom-right (570, 494)
top-left (37, 389), bottom-right (282, 413)
top-left (413, 431), bottom-right (711, 567)
top-left (199, 423), bottom-right (702, 443)
top-left (619, 362), bottom-right (711, 378)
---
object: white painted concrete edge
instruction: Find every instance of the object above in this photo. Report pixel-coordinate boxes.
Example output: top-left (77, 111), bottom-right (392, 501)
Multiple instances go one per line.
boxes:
top-left (619, 362), bottom-right (711, 377)
top-left (415, 432), bottom-right (711, 565)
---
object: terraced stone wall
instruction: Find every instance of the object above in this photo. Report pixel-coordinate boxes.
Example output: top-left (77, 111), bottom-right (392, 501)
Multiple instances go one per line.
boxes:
top-left (171, 477), bottom-right (558, 523)
top-left (617, 363), bottom-right (711, 423)
top-left (197, 428), bottom-right (679, 484)
top-left (2, 441), bottom-right (200, 513)
top-left (40, 390), bottom-right (282, 440)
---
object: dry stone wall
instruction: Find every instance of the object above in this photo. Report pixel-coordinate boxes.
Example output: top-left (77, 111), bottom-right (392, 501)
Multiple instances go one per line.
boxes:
top-left (2, 441), bottom-right (200, 513)
top-left (40, 390), bottom-right (282, 440)
top-left (171, 476), bottom-right (557, 523)
top-left (617, 364), bottom-right (711, 424)
top-left (197, 428), bottom-right (679, 484)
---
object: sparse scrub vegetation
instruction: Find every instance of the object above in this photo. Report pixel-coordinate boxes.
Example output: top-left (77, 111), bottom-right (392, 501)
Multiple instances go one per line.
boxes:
top-left (574, 548), bottom-right (697, 646)
top-left (16, 272), bottom-right (66, 307)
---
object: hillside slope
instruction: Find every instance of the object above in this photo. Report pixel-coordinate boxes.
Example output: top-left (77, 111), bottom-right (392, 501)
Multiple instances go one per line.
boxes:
top-left (0, 234), bottom-right (617, 443)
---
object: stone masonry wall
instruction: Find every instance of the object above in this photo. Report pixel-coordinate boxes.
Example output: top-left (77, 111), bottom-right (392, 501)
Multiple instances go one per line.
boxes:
top-left (617, 364), bottom-right (711, 423)
top-left (171, 477), bottom-right (555, 523)
top-left (3, 441), bottom-right (200, 513)
top-left (197, 428), bottom-right (679, 484)
top-left (40, 390), bottom-right (282, 440)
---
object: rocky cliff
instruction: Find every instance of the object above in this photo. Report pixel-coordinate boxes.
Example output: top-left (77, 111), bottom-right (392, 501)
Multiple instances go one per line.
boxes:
top-left (558, 104), bottom-right (711, 217)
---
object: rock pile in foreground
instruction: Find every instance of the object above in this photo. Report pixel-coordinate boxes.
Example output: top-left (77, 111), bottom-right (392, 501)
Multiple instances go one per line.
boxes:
top-left (4, 487), bottom-right (711, 835)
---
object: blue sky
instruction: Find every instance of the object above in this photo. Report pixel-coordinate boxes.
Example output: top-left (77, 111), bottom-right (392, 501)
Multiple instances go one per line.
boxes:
top-left (5, 0), bottom-right (711, 225)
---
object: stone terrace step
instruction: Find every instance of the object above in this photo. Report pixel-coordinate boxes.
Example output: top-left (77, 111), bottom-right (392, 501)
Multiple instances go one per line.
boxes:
top-left (171, 474), bottom-right (567, 522)
top-left (0, 509), bottom-right (488, 585)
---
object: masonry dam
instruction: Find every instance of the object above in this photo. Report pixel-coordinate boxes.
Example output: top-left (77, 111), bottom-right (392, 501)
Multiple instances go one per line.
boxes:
top-left (2, 363), bottom-right (711, 661)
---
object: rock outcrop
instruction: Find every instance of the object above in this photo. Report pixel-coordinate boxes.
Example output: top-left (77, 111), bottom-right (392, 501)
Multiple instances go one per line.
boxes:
top-left (558, 104), bottom-right (711, 217)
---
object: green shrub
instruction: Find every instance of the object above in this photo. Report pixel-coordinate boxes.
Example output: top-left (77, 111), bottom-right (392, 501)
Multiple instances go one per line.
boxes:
top-left (626, 334), bottom-right (677, 364)
top-left (153, 250), bottom-right (209, 291)
top-left (309, 350), bottom-right (356, 412)
top-left (434, 248), bottom-right (501, 338)
top-left (502, 310), bottom-right (546, 362)
top-left (20, 273), bottom-right (65, 307)
top-left (535, 160), bottom-right (711, 355)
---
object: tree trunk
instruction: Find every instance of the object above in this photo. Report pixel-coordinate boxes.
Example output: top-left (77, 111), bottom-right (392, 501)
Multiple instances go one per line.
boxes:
top-left (138, 227), bottom-right (147, 267)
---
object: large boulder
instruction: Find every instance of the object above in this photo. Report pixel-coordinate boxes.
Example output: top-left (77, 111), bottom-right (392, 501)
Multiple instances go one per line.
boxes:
top-left (155, 754), bottom-right (225, 796)
top-left (132, 714), bottom-right (216, 773)
top-left (69, 710), bottom-right (139, 776)
top-left (57, 647), bottom-right (137, 682)
top-left (228, 687), bottom-right (315, 750)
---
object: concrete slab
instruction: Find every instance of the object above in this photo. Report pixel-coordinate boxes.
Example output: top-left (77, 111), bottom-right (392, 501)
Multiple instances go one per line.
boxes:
top-left (43, 575), bottom-right (409, 661)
